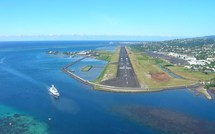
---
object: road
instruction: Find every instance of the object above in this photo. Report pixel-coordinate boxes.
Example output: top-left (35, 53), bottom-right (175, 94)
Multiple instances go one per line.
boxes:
top-left (102, 46), bottom-right (139, 87)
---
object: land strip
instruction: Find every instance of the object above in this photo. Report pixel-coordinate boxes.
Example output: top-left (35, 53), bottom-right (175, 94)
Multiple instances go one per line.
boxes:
top-left (127, 46), bottom-right (197, 90)
top-left (196, 86), bottom-right (212, 100)
top-left (62, 62), bottom-right (198, 93)
top-left (81, 65), bottom-right (93, 72)
top-left (95, 47), bottom-right (120, 83)
top-left (62, 48), bottom-right (198, 93)
top-left (128, 46), bottom-right (214, 99)
top-left (101, 46), bottom-right (139, 87)
top-left (167, 66), bottom-right (215, 81)
top-left (63, 56), bottom-right (88, 69)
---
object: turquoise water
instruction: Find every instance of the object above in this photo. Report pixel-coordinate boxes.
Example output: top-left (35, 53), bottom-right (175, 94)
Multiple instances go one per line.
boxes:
top-left (0, 41), bottom-right (215, 134)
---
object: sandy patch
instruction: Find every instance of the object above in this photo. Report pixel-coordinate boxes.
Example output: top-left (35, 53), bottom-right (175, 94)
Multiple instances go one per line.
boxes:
top-left (149, 72), bottom-right (170, 82)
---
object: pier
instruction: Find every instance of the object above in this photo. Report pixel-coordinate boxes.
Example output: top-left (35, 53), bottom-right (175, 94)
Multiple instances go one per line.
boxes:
top-left (63, 56), bottom-right (88, 69)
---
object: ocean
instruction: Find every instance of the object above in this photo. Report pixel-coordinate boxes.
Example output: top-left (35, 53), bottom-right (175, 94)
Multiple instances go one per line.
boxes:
top-left (0, 41), bottom-right (215, 134)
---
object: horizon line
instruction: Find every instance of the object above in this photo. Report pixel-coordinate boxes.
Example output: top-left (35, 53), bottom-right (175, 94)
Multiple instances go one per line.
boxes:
top-left (0, 34), bottom-right (214, 42)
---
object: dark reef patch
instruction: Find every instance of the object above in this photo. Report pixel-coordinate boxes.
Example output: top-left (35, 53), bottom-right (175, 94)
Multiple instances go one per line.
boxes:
top-left (112, 105), bottom-right (215, 134)
top-left (0, 105), bottom-right (48, 134)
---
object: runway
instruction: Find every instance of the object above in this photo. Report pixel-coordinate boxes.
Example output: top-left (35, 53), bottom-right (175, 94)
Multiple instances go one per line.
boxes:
top-left (102, 46), bottom-right (139, 87)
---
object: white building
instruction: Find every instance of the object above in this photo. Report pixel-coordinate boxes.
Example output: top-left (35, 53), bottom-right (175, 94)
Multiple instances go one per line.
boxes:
top-left (207, 58), bottom-right (215, 62)
top-left (168, 52), bottom-right (179, 57)
top-left (188, 60), bottom-right (206, 65)
top-left (184, 66), bottom-right (192, 69)
top-left (186, 56), bottom-right (196, 61)
top-left (78, 51), bottom-right (89, 55)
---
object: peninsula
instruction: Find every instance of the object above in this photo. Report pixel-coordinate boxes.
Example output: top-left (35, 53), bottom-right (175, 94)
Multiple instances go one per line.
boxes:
top-left (47, 37), bottom-right (215, 100)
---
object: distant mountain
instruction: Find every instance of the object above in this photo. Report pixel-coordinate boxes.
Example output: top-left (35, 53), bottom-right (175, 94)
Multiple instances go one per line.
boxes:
top-left (159, 35), bottom-right (215, 47)
top-left (201, 35), bottom-right (215, 40)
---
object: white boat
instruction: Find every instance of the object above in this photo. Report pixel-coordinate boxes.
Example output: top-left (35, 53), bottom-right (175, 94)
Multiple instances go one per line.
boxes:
top-left (49, 85), bottom-right (60, 97)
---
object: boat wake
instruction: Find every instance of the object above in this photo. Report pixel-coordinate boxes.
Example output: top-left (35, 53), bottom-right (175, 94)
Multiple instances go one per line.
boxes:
top-left (51, 97), bottom-right (80, 114)
top-left (0, 63), bottom-right (42, 87)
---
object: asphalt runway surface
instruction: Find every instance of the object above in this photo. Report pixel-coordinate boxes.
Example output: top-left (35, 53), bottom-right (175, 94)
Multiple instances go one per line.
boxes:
top-left (102, 46), bottom-right (139, 87)
top-left (145, 51), bottom-right (188, 65)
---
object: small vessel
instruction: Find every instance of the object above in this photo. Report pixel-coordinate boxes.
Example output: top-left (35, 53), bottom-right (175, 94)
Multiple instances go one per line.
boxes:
top-left (49, 85), bottom-right (60, 97)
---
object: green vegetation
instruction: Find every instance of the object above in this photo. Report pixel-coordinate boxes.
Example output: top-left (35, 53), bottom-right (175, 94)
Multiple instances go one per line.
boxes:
top-left (131, 36), bottom-right (215, 60)
top-left (94, 44), bottom-right (212, 91)
top-left (127, 46), bottom-right (194, 90)
top-left (154, 58), bottom-right (173, 67)
top-left (94, 51), bottom-right (112, 61)
top-left (196, 53), bottom-right (208, 60)
top-left (203, 78), bottom-right (215, 96)
top-left (167, 66), bottom-right (215, 81)
top-left (81, 65), bottom-right (93, 72)
top-left (205, 82), bottom-right (215, 89)
top-left (95, 47), bottom-right (120, 83)
top-left (162, 37), bottom-right (215, 47)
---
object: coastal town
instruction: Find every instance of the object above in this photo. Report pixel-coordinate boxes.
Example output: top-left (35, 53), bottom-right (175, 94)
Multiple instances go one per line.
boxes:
top-left (131, 37), bottom-right (215, 98)
top-left (137, 37), bottom-right (215, 73)
top-left (47, 49), bottom-right (101, 58)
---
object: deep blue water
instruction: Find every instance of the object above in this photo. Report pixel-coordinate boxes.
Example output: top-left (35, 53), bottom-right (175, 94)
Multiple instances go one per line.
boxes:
top-left (0, 41), bottom-right (215, 134)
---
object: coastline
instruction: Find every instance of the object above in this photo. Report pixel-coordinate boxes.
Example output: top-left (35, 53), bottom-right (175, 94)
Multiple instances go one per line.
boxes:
top-left (58, 47), bottom-right (212, 100)
top-left (2, 41), bottom-right (215, 134)
top-left (62, 57), bottom-right (200, 94)
top-left (196, 86), bottom-right (212, 100)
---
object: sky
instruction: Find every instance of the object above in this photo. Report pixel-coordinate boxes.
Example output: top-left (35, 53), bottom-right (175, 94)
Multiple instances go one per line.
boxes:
top-left (0, 0), bottom-right (215, 41)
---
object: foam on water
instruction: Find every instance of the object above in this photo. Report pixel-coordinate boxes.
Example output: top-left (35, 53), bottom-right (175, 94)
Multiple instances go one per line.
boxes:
top-left (0, 64), bottom-right (40, 86)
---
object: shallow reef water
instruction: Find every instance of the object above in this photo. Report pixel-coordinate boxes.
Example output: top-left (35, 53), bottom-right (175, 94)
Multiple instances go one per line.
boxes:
top-left (112, 105), bottom-right (215, 134)
top-left (0, 105), bottom-right (48, 134)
